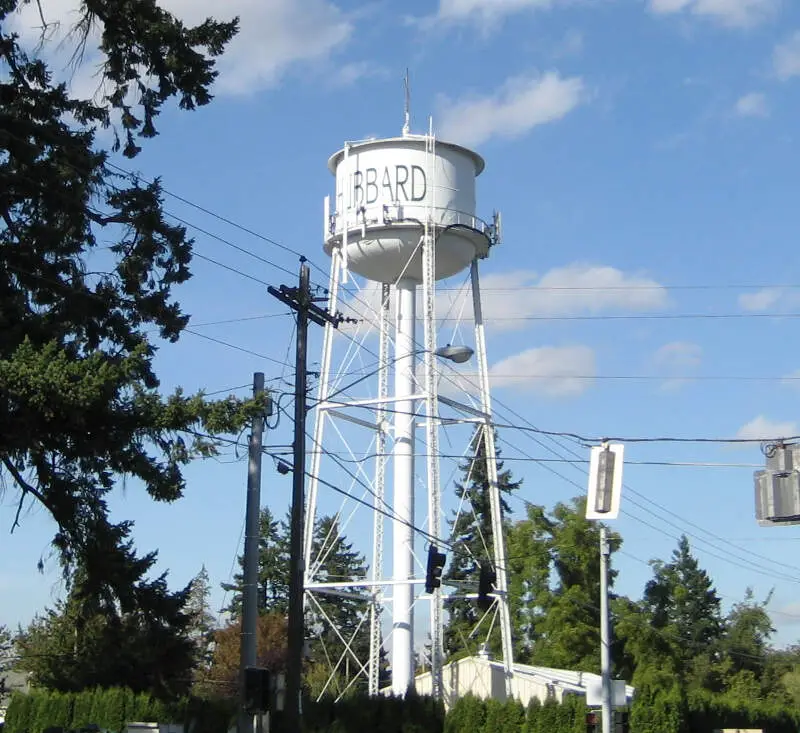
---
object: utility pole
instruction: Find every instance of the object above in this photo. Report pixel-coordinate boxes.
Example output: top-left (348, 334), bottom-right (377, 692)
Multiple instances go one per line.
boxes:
top-left (599, 526), bottom-right (612, 733)
top-left (268, 257), bottom-right (344, 733)
top-left (586, 442), bottom-right (624, 733)
top-left (240, 372), bottom-right (267, 733)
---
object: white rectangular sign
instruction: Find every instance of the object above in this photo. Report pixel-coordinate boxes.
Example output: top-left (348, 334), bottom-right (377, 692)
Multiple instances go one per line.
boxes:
top-left (586, 444), bottom-right (624, 520)
top-left (586, 679), bottom-right (628, 707)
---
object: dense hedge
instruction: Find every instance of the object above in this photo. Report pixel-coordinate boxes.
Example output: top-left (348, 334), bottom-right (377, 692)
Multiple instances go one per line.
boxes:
top-left (445, 694), bottom-right (589, 733)
top-left (11, 685), bottom-right (800, 733)
top-left (302, 689), bottom-right (445, 733)
top-left (2, 687), bottom-right (235, 733)
top-left (630, 684), bottom-right (800, 733)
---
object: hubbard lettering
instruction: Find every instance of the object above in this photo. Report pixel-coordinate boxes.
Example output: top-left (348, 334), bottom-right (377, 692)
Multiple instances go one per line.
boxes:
top-left (350, 164), bottom-right (427, 206)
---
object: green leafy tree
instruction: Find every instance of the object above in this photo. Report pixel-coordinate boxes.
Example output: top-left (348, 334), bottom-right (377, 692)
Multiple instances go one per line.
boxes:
top-left (0, 0), bottom-right (266, 605)
top-left (16, 537), bottom-right (195, 699)
top-left (530, 497), bottom-right (619, 672)
top-left (720, 588), bottom-right (773, 676)
top-left (444, 427), bottom-right (520, 659)
top-left (505, 504), bottom-right (551, 662)
top-left (221, 507), bottom-right (290, 618)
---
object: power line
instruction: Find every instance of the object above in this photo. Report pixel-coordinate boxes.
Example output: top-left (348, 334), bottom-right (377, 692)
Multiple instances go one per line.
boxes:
top-left (437, 312), bottom-right (800, 322)
top-left (203, 383), bottom-right (252, 396)
top-left (183, 329), bottom-right (290, 367)
top-left (106, 162), bottom-right (306, 262)
top-left (501, 425), bottom-right (800, 446)
top-left (189, 314), bottom-right (287, 328)
top-left (444, 373), bottom-right (800, 382)
top-left (436, 283), bottom-right (800, 292)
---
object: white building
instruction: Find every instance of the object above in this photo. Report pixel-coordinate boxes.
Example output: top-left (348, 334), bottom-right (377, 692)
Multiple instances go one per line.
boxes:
top-left (412, 655), bottom-right (635, 711)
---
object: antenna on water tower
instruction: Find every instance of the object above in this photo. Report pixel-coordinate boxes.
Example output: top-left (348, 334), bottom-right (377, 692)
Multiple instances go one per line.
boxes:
top-left (402, 68), bottom-right (411, 136)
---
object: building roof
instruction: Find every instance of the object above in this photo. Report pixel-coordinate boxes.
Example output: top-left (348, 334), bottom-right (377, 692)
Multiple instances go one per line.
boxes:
top-left (480, 658), bottom-right (635, 699)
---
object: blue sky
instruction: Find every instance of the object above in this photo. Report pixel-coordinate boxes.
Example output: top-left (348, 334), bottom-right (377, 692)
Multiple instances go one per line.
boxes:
top-left (5, 0), bottom-right (800, 656)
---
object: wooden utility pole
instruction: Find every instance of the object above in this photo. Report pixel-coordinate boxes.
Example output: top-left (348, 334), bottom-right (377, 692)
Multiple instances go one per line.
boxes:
top-left (268, 257), bottom-right (344, 733)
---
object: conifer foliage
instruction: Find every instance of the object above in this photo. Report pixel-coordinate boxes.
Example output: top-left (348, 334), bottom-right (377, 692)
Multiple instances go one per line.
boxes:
top-left (221, 508), bottom-right (290, 618)
top-left (444, 427), bottom-right (520, 658)
top-left (0, 0), bottom-right (256, 603)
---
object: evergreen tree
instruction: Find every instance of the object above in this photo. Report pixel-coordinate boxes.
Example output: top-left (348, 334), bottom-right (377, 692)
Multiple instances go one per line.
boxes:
top-left (16, 531), bottom-right (195, 699)
top-left (220, 507), bottom-right (290, 618)
top-left (186, 565), bottom-right (217, 671)
top-left (444, 427), bottom-right (520, 659)
top-left (642, 534), bottom-right (724, 678)
top-left (0, 0), bottom-right (262, 601)
top-left (0, 624), bottom-right (13, 709)
top-left (306, 514), bottom-right (369, 693)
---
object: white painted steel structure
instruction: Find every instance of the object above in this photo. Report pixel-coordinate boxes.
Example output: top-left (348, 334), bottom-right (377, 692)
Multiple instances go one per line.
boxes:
top-left (304, 124), bottom-right (512, 702)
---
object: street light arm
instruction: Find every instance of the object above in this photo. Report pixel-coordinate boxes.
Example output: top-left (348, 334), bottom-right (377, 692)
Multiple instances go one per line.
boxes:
top-left (309, 344), bottom-right (474, 409)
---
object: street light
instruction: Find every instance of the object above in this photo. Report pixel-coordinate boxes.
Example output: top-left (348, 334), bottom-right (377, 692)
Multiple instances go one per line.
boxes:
top-left (314, 344), bottom-right (474, 409)
top-left (432, 344), bottom-right (474, 364)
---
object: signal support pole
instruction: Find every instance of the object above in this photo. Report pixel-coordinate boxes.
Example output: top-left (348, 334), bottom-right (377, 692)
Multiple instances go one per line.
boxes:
top-left (599, 526), bottom-right (612, 733)
top-left (240, 372), bottom-right (266, 733)
top-left (268, 258), bottom-right (344, 733)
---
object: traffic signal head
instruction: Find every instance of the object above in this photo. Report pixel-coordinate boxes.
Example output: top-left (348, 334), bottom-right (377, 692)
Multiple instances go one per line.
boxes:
top-left (585, 711), bottom-right (598, 733)
top-left (477, 562), bottom-right (497, 611)
top-left (425, 544), bottom-right (447, 593)
top-left (244, 666), bottom-right (271, 713)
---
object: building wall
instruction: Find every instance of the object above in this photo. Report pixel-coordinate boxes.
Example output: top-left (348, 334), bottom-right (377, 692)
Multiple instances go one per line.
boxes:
top-left (414, 657), bottom-right (567, 710)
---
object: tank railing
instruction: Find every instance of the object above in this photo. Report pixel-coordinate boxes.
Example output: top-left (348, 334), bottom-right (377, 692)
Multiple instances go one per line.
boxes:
top-left (327, 204), bottom-right (493, 241)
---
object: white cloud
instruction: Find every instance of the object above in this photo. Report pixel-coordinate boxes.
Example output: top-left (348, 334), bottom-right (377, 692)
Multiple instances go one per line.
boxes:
top-left (336, 264), bottom-right (668, 342)
top-left (737, 415), bottom-right (799, 441)
top-left (439, 344), bottom-right (596, 398)
top-left (654, 341), bottom-right (703, 369)
top-left (438, 264), bottom-right (669, 332)
top-left (653, 341), bottom-right (702, 391)
top-left (437, 72), bottom-right (585, 147)
top-left (648, 0), bottom-right (777, 28)
top-left (734, 92), bottom-right (769, 118)
top-left (8, 0), bottom-right (354, 97)
top-left (738, 287), bottom-right (800, 312)
top-left (772, 602), bottom-right (800, 625)
top-left (782, 369), bottom-right (800, 391)
top-left (435, 0), bottom-right (558, 23)
top-left (490, 345), bottom-right (596, 396)
top-left (774, 32), bottom-right (800, 80)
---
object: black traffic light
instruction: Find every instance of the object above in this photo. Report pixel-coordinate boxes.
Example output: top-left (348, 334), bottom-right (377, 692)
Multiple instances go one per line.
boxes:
top-left (586, 711), bottom-right (598, 733)
top-left (614, 710), bottom-right (630, 733)
top-left (244, 666), bottom-right (271, 713)
top-left (477, 562), bottom-right (496, 611)
top-left (425, 544), bottom-right (447, 593)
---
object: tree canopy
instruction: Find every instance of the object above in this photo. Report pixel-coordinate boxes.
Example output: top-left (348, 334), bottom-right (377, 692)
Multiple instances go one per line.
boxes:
top-left (0, 0), bottom-right (267, 611)
top-left (15, 540), bottom-right (195, 698)
top-left (444, 427), bottom-right (520, 659)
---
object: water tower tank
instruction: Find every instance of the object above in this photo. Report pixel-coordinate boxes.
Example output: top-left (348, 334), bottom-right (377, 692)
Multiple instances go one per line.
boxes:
top-left (324, 136), bottom-right (493, 283)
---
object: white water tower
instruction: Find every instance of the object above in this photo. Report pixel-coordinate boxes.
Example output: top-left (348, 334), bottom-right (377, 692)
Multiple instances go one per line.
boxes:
top-left (303, 122), bottom-right (514, 700)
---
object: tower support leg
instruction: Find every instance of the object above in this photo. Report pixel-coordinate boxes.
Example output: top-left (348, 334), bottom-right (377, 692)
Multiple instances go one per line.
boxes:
top-left (391, 277), bottom-right (417, 695)
top-left (471, 259), bottom-right (515, 695)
